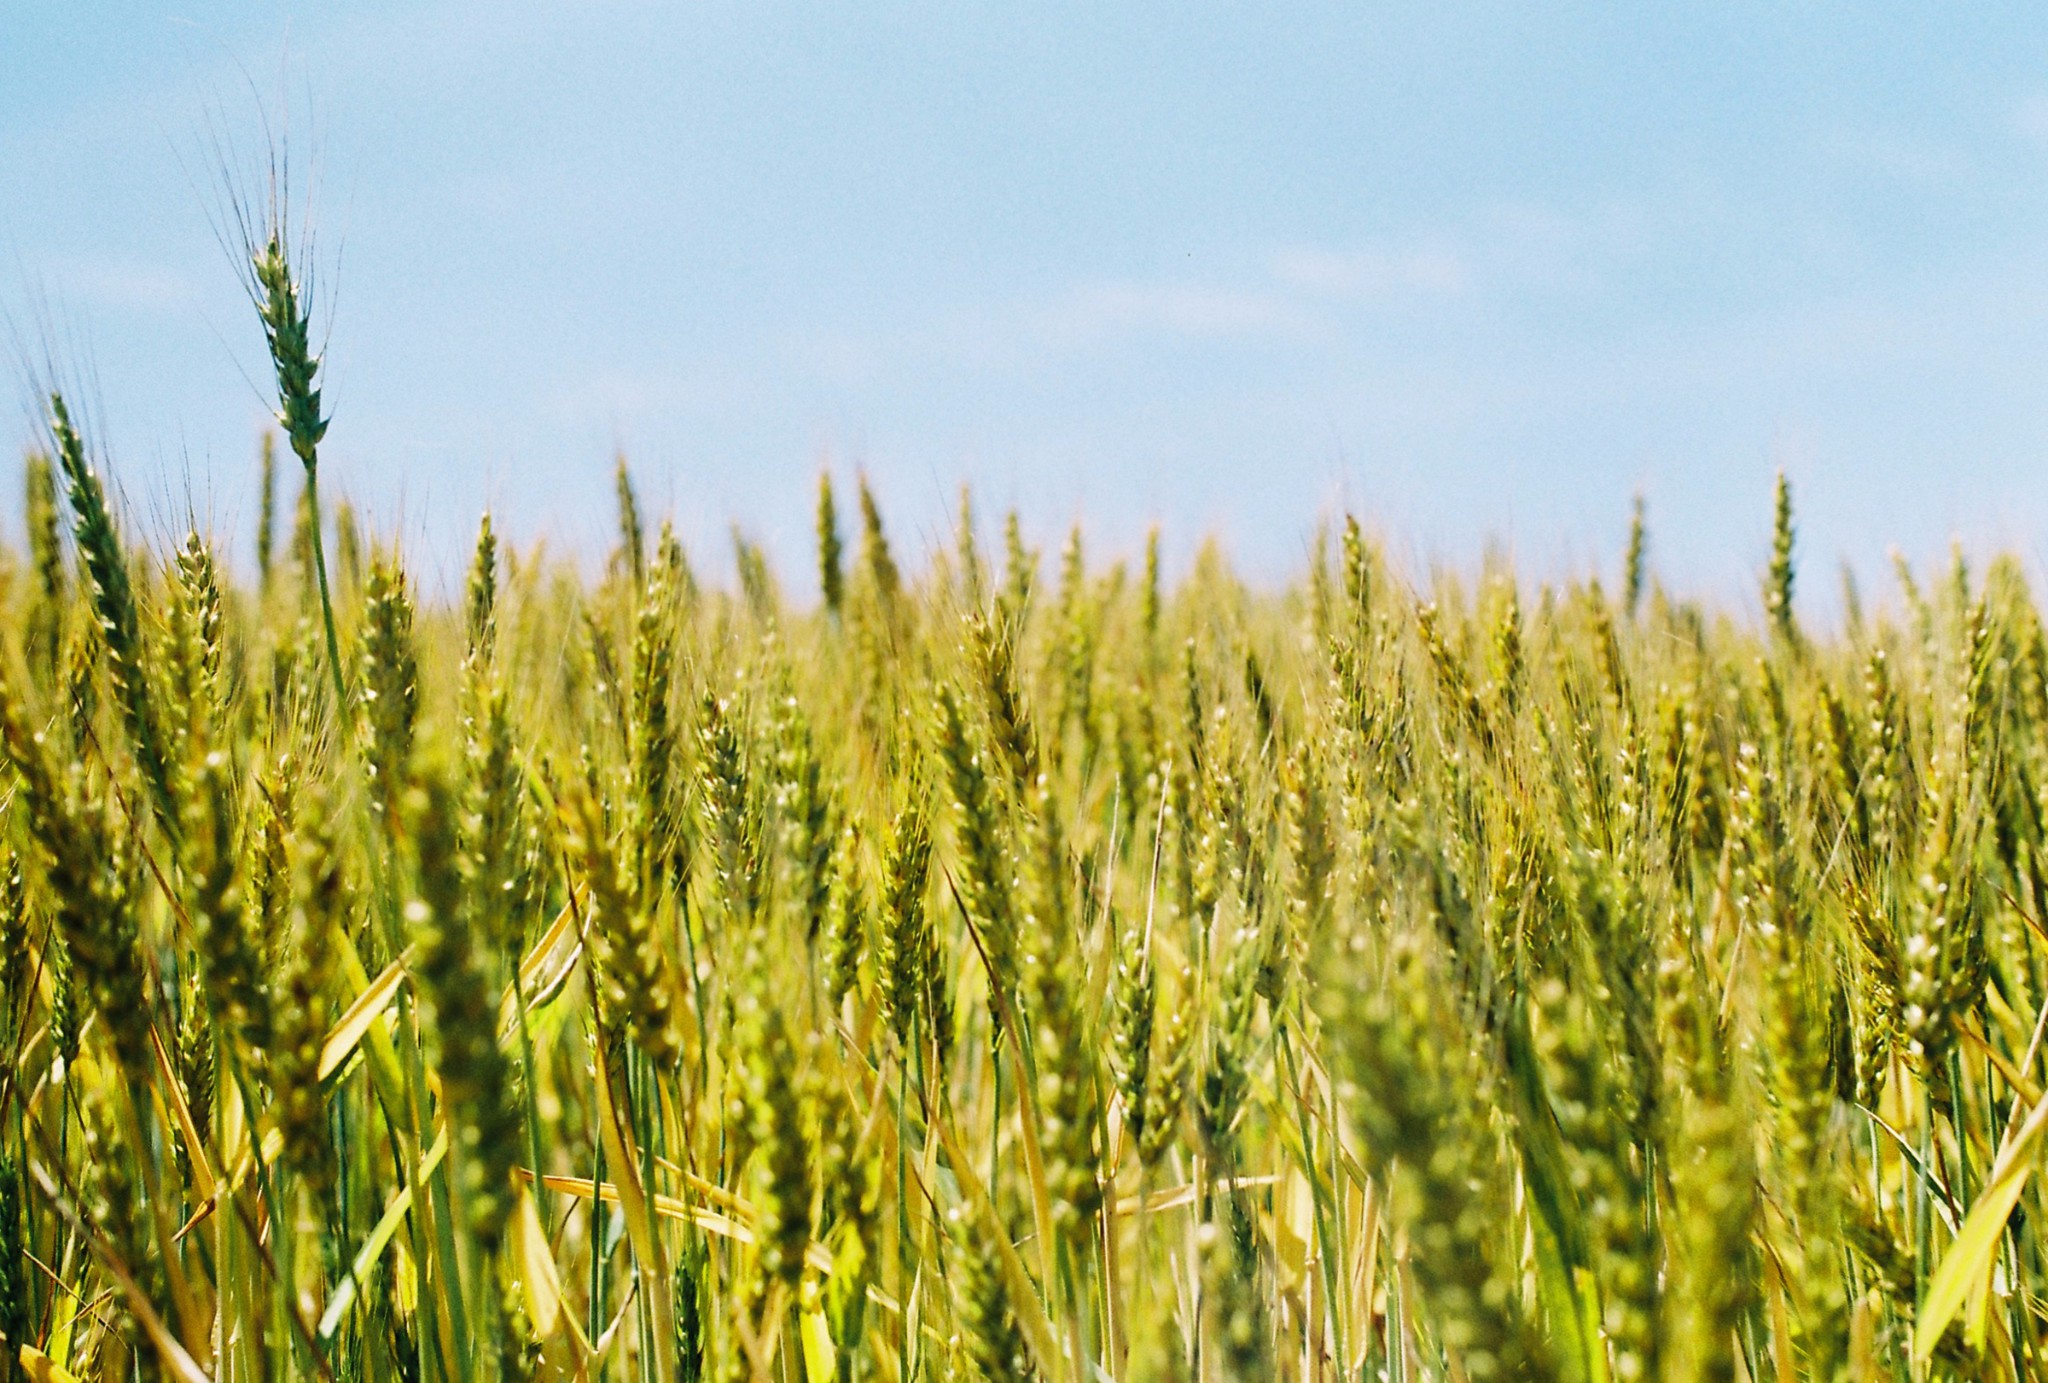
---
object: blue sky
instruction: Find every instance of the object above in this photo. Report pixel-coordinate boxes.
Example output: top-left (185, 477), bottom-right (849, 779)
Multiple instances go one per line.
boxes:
top-left (7, 3), bottom-right (2048, 607)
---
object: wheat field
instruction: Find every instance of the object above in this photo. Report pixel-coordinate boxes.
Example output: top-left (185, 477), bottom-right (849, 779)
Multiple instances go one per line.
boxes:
top-left (0, 235), bottom-right (2043, 1383)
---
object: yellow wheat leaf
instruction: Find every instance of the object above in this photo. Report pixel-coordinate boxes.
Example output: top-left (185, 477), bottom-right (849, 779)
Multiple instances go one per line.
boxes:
top-left (1916, 1083), bottom-right (2048, 1360)
top-left (18, 1345), bottom-right (80, 1383)
top-left (319, 954), bottom-right (409, 1082)
top-left (514, 1186), bottom-right (565, 1338)
top-left (800, 1309), bottom-right (837, 1383)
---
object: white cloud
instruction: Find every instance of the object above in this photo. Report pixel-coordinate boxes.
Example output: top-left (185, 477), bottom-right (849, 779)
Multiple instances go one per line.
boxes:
top-left (784, 276), bottom-right (1320, 386)
top-left (1270, 244), bottom-right (1470, 298)
top-left (545, 360), bottom-right (772, 420)
top-left (46, 256), bottom-right (201, 312)
top-left (2019, 94), bottom-right (2048, 145)
top-left (1811, 128), bottom-right (1968, 184)
top-left (1029, 280), bottom-right (1312, 345)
